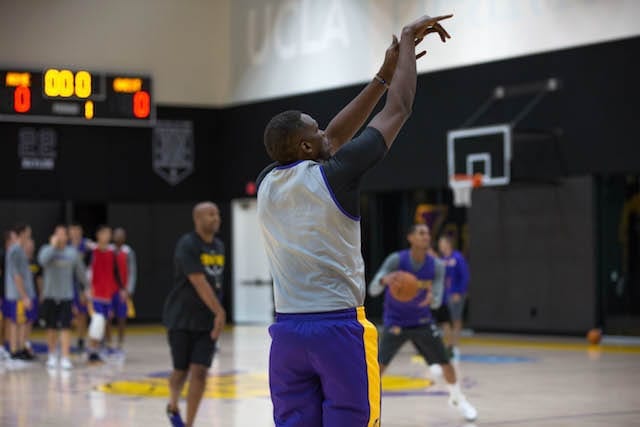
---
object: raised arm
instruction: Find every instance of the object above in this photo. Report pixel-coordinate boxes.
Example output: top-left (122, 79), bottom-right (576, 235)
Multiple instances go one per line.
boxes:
top-left (369, 14), bottom-right (452, 147)
top-left (325, 38), bottom-right (399, 153)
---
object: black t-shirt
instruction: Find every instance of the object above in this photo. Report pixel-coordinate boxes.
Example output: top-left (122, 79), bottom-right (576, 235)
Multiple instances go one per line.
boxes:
top-left (257, 127), bottom-right (387, 219)
top-left (163, 231), bottom-right (225, 331)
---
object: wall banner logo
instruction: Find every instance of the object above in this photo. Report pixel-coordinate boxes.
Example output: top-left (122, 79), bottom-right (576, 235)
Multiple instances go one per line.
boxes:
top-left (18, 127), bottom-right (57, 170)
top-left (152, 120), bottom-right (194, 186)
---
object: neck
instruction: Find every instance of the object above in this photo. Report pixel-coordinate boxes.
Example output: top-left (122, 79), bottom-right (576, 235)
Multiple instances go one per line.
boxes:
top-left (409, 247), bottom-right (428, 262)
top-left (196, 229), bottom-right (214, 243)
top-left (98, 242), bottom-right (109, 250)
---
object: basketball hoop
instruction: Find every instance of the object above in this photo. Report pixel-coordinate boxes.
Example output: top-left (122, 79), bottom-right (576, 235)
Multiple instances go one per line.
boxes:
top-left (450, 174), bottom-right (483, 207)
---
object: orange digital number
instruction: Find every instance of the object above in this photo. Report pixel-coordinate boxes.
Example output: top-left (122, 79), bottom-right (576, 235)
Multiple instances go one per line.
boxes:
top-left (133, 91), bottom-right (150, 118)
top-left (14, 86), bottom-right (31, 113)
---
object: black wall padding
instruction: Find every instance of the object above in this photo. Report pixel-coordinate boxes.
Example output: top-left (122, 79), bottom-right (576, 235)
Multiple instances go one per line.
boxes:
top-left (468, 176), bottom-right (596, 333)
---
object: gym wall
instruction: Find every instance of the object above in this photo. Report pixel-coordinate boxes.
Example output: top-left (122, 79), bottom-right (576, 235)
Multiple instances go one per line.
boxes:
top-left (468, 177), bottom-right (596, 334)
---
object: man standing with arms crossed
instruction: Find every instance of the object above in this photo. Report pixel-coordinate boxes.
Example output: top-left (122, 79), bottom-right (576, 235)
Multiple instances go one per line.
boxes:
top-left (257, 14), bottom-right (452, 427)
top-left (38, 225), bottom-right (89, 369)
top-left (163, 202), bottom-right (226, 427)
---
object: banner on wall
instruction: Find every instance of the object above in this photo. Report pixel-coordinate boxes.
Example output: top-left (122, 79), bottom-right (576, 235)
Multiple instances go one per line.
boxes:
top-left (152, 120), bottom-right (194, 186)
top-left (18, 127), bottom-right (57, 170)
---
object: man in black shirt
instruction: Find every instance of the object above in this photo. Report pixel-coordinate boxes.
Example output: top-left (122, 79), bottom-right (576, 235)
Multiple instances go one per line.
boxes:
top-left (163, 201), bottom-right (226, 427)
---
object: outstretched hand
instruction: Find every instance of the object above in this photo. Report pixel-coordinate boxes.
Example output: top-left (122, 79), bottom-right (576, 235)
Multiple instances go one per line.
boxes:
top-left (404, 14), bottom-right (453, 58)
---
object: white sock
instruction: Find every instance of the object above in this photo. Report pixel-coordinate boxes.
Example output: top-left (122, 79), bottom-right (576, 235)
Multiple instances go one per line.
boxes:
top-left (447, 382), bottom-right (464, 401)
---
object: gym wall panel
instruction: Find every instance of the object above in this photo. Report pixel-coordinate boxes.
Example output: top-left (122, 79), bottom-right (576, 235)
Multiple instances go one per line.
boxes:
top-left (468, 176), bottom-right (596, 333)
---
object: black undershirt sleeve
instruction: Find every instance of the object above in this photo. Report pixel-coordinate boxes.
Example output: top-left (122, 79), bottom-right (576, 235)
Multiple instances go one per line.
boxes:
top-left (321, 127), bottom-right (387, 219)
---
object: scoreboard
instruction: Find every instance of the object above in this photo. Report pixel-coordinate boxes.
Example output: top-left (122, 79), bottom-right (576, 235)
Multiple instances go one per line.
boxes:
top-left (0, 68), bottom-right (155, 126)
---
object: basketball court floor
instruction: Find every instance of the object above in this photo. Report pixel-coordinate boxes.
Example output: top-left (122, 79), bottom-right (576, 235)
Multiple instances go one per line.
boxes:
top-left (1, 325), bottom-right (639, 427)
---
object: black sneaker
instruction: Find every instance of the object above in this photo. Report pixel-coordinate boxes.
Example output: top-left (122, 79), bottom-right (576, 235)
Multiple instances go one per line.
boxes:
top-left (166, 405), bottom-right (185, 427)
top-left (88, 352), bottom-right (104, 364)
top-left (19, 349), bottom-right (36, 361)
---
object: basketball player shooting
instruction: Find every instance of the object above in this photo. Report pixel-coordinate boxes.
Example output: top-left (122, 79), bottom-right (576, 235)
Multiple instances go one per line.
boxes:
top-left (369, 224), bottom-right (478, 422)
top-left (257, 13), bottom-right (453, 427)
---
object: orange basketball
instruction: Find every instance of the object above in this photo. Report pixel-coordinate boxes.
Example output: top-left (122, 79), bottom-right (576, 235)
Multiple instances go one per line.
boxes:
top-left (587, 328), bottom-right (602, 345)
top-left (384, 271), bottom-right (420, 302)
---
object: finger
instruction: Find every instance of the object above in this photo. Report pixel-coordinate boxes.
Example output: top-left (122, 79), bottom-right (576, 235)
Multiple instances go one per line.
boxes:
top-left (435, 23), bottom-right (451, 39)
top-left (414, 37), bottom-right (424, 46)
top-left (416, 50), bottom-right (427, 60)
top-left (393, 34), bottom-right (399, 46)
top-left (430, 14), bottom-right (453, 23)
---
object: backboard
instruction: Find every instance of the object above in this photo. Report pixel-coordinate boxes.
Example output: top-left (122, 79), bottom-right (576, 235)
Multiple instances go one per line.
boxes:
top-left (447, 124), bottom-right (511, 188)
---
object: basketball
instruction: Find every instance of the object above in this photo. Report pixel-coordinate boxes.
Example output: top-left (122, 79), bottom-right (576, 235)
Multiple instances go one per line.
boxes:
top-left (384, 271), bottom-right (420, 302)
top-left (587, 328), bottom-right (602, 345)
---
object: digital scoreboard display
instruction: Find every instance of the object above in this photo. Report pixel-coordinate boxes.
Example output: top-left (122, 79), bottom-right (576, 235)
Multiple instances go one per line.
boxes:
top-left (0, 68), bottom-right (154, 126)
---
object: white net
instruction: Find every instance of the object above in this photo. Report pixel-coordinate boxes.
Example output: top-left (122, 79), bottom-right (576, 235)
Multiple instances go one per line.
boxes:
top-left (450, 176), bottom-right (475, 207)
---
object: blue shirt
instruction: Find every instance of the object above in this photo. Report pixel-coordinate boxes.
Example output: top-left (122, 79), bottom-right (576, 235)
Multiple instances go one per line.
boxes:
top-left (442, 250), bottom-right (470, 299)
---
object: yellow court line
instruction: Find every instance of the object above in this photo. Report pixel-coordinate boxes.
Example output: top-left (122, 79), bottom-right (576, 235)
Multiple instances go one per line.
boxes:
top-left (459, 336), bottom-right (640, 354)
top-left (27, 324), bottom-right (640, 354)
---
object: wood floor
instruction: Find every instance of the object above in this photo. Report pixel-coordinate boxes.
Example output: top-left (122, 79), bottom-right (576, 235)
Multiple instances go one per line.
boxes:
top-left (1, 325), bottom-right (639, 426)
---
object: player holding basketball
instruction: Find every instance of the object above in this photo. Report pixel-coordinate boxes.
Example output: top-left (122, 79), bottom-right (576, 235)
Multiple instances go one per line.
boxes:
top-left (369, 224), bottom-right (477, 421)
top-left (257, 13), bottom-right (453, 427)
top-left (163, 202), bottom-right (226, 427)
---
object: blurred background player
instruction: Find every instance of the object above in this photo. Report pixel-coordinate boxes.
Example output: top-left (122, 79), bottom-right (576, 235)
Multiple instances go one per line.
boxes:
top-left (438, 235), bottom-right (470, 360)
top-left (109, 227), bottom-right (137, 351)
top-left (368, 224), bottom-right (477, 422)
top-left (24, 236), bottom-right (41, 359)
top-left (163, 202), bottom-right (226, 427)
top-left (4, 224), bottom-right (38, 362)
top-left (38, 225), bottom-right (89, 369)
top-left (87, 225), bottom-right (123, 363)
top-left (69, 222), bottom-right (92, 351)
top-left (0, 229), bottom-right (17, 362)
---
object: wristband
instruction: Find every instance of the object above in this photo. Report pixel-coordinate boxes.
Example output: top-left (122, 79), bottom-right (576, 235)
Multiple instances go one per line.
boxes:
top-left (374, 74), bottom-right (390, 89)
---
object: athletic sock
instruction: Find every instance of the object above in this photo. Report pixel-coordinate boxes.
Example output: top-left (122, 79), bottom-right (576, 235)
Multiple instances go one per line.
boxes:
top-left (447, 382), bottom-right (464, 401)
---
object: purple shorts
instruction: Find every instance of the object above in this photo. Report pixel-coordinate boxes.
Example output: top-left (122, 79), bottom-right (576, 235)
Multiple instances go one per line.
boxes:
top-left (111, 292), bottom-right (127, 320)
top-left (269, 306), bottom-right (380, 427)
top-left (3, 298), bottom-right (38, 324)
top-left (92, 300), bottom-right (113, 318)
top-left (73, 287), bottom-right (88, 314)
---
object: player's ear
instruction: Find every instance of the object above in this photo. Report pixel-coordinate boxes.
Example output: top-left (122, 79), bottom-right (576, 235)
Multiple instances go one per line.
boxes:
top-left (300, 140), bottom-right (314, 156)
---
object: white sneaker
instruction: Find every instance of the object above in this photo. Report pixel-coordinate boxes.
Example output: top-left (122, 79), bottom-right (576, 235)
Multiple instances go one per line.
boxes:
top-left (46, 355), bottom-right (58, 369)
top-left (449, 395), bottom-right (478, 422)
top-left (0, 347), bottom-right (10, 361)
top-left (60, 357), bottom-right (73, 370)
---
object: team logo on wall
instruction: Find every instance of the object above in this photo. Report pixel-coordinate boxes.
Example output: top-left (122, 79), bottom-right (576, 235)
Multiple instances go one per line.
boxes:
top-left (152, 120), bottom-right (194, 186)
top-left (18, 127), bottom-right (57, 170)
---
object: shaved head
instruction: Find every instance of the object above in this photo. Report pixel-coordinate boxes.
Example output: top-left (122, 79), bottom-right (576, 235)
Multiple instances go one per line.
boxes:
top-left (193, 201), bottom-right (221, 240)
top-left (114, 227), bottom-right (126, 246)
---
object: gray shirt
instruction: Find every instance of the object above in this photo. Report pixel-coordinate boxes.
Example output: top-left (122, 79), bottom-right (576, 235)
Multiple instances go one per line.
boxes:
top-left (257, 127), bottom-right (386, 313)
top-left (368, 251), bottom-right (446, 309)
top-left (116, 244), bottom-right (137, 294)
top-left (4, 243), bottom-right (35, 300)
top-left (38, 245), bottom-right (88, 301)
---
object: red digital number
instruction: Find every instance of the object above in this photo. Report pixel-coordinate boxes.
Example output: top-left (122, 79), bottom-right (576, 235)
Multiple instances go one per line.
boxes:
top-left (14, 86), bottom-right (31, 113)
top-left (132, 90), bottom-right (150, 118)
